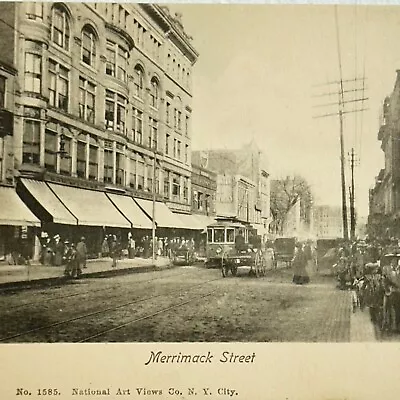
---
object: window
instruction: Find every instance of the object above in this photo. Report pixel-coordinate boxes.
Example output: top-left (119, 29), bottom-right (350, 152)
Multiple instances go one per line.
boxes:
top-left (148, 117), bottom-right (158, 149)
top-left (105, 41), bottom-right (127, 83)
top-left (23, 111), bottom-right (40, 165)
top-left (163, 170), bottom-right (170, 198)
top-left (0, 76), bottom-right (5, 108)
top-left (26, 3), bottom-right (43, 20)
top-left (226, 228), bottom-right (235, 243)
top-left (147, 164), bottom-right (153, 192)
top-left (173, 138), bottom-right (177, 158)
top-left (165, 133), bottom-right (170, 155)
top-left (81, 26), bottom-right (97, 67)
top-left (185, 115), bottom-right (189, 136)
top-left (24, 46), bottom-right (42, 93)
top-left (134, 65), bottom-right (144, 99)
top-left (105, 41), bottom-right (115, 77)
top-left (44, 130), bottom-right (57, 172)
top-left (149, 77), bottom-right (159, 109)
top-left (116, 152), bottom-right (124, 185)
top-left (48, 60), bottom-right (69, 111)
top-left (131, 108), bottom-right (143, 144)
top-left (137, 158), bottom-right (144, 190)
top-left (183, 177), bottom-right (188, 202)
top-left (76, 141), bottom-right (86, 178)
top-left (133, 19), bottom-right (146, 48)
top-left (104, 149), bottom-right (113, 183)
top-left (51, 5), bottom-right (70, 50)
top-left (79, 77), bottom-right (95, 123)
top-left (177, 111), bottom-right (182, 131)
top-left (105, 90), bottom-right (126, 133)
top-left (172, 174), bottom-right (180, 197)
top-left (129, 157), bottom-right (136, 189)
top-left (214, 229), bottom-right (225, 243)
top-left (166, 102), bottom-right (170, 125)
top-left (89, 144), bottom-right (98, 181)
top-left (185, 144), bottom-right (188, 163)
top-left (59, 136), bottom-right (71, 175)
top-left (177, 140), bottom-right (181, 160)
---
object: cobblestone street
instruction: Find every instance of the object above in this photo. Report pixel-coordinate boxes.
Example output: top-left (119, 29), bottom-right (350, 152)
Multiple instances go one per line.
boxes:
top-left (0, 264), bottom-right (378, 342)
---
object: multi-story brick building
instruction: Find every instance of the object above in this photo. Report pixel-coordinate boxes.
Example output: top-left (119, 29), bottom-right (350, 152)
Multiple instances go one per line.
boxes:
top-left (191, 162), bottom-right (217, 228)
top-left (0, 3), bottom-right (198, 256)
top-left (192, 141), bottom-right (271, 235)
top-left (368, 70), bottom-right (400, 237)
top-left (313, 205), bottom-right (343, 239)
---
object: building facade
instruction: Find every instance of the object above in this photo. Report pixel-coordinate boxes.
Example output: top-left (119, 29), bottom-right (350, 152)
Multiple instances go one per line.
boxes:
top-left (191, 163), bottom-right (216, 216)
top-left (0, 3), bottom-right (199, 257)
top-left (313, 205), bottom-right (343, 239)
top-left (368, 70), bottom-right (400, 237)
top-left (192, 141), bottom-right (271, 234)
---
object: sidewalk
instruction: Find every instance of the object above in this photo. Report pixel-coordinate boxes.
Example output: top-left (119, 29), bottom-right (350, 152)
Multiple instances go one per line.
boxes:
top-left (0, 256), bottom-right (173, 290)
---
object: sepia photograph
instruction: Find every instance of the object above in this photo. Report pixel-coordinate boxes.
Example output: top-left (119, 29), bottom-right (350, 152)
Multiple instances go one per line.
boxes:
top-left (1, 1), bottom-right (400, 347)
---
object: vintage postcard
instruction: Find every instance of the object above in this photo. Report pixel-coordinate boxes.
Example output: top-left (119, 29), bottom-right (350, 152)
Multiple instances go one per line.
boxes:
top-left (1, 2), bottom-right (400, 399)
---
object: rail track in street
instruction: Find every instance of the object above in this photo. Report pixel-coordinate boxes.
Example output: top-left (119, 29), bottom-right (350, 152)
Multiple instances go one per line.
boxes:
top-left (0, 268), bottom-right (202, 312)
top-left (0, 272), bottom-right (223, 342)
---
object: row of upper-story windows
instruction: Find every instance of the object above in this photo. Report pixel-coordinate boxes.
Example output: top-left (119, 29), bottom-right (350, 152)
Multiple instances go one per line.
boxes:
top-left (25, 3), bottom-right (193, 91)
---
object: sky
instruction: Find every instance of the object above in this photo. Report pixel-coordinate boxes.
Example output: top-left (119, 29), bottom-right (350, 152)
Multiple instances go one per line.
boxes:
top-left (168, 4), bottom-right (400, 217)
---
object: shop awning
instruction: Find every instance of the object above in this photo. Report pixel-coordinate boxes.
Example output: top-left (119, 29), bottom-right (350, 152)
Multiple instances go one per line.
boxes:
top-left (134, 198), bottom-right (185, 229)
top-left (193, 214), bottom-right (217, 230)
top-left (48, 183), bottom-right (130, 228)
top-left (175, 213), bottom-right (204, 230)
top-left (106, 193), bottom-right (152, 229)
top-left (0, 186), bottom-right (40, 226)
top-left (20, 179), bottom-right (77, 225)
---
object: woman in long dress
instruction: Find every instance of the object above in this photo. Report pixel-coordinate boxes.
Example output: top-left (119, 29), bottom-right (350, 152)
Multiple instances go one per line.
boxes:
top-left (292, 243), bottom-right (310, 285)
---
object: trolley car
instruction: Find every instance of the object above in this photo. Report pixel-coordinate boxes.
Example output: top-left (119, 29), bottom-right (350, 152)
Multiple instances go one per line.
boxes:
top-left (205, 219), bottom-right (265, 277)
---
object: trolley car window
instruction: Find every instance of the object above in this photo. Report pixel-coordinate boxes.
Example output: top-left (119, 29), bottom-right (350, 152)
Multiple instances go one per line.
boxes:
top-left (226, 228), bottom-right (235, 243)
top-left (207, 228), bottom-right (213, 243)
top-left (214, 228), bottom-right (225, 243)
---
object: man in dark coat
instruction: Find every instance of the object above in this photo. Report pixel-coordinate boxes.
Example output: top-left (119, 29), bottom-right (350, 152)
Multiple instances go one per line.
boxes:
top-left (76, 236), bottom-right (88, 270)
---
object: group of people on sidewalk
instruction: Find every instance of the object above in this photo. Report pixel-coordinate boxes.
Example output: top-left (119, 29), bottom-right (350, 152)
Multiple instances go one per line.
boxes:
top-left (332, 237), bottom-right (400, 333)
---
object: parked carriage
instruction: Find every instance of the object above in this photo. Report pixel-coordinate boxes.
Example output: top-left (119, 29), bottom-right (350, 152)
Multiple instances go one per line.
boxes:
top-left (205, 219), bottom-right (266, 277)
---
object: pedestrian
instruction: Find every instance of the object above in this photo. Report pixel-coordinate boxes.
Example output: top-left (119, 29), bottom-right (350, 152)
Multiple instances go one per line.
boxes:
top-left (76, 236), bottom-right (88, 270)
top-left (53, 234), bottom-right (64, 266)
top-left (128, 233), bottom-right (136, 259)
top-left (292, 242), bottom-right (310, 285)
top-left (63, 241), bottom-right (80, 278)
top-left (110, 236), bottom-right (118, 268)
top-left (101, 235), bottom-right (109, 257)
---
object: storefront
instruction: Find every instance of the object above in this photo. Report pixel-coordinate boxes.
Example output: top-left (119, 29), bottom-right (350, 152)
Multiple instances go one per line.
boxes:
top-left (0, 186), bottom-right (40, 261)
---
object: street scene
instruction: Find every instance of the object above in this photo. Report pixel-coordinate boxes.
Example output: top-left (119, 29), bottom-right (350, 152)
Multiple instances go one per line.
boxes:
top-left (0, 4), bottom-right (400, 343)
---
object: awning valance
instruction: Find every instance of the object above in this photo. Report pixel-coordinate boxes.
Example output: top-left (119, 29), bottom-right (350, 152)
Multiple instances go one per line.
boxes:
top-left (175, 213), bottom-right (204, 230)
top-left (106, 193), bottom-right (152, 229)
top-left (48, 183), bottom-right (130, 228)
top-left (20, 179), bottom-right (77, 225)
top-left (0, 186), bottom-right (40, 226)
top-left (134, 199), bottom-right (185, 229)
top-left (193, 214), bottom-right (217, 230)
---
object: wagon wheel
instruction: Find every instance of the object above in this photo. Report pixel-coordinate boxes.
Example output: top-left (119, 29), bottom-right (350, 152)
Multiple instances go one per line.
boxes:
top-left (261, 253), bottom-right (267, 276)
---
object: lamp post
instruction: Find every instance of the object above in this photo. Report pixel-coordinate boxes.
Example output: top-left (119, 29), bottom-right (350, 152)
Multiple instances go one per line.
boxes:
top-left (152, 150), bottom-right (156, 264)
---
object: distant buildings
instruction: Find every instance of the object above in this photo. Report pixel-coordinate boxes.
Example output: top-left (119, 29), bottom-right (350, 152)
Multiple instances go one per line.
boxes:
top-left (313, 205), bottom-right (343, 239)
top-left (368, 70), bottom-right (400, 237)
top-left (192, 141), bottom-right (271, 236)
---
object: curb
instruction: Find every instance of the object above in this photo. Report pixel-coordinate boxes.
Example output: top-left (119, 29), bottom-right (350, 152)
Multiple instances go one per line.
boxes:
top-left (0, 263), bottom-right (175, 293)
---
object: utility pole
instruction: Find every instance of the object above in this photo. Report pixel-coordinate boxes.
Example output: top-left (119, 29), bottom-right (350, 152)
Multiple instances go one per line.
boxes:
top-left (348, 147), bottom-right (358, 240)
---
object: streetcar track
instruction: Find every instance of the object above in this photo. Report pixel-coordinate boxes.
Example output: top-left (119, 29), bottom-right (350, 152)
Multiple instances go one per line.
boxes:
top-left (79, 290), bottom-right (217, 342)
top-left (0, 276), bottom-right (223, 342)
top-left (0, 268), bottom-right (205, 312)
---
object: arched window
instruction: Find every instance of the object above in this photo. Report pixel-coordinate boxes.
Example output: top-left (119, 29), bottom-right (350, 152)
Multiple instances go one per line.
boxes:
top-left (81, 25), bottom-right (97, 67)
top-left (150, 77), bottom-right (159, 109)
top-left (51, 5), bottom-right (70, 51)
top-left (134, 64), bottom-right (144, 99)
